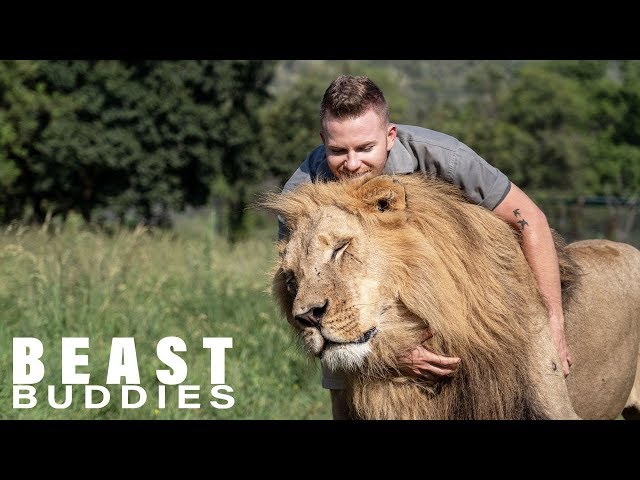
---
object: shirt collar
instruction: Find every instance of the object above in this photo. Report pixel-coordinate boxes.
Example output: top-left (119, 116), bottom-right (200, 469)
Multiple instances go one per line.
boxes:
top-left (384, 138), bottom-right (418, 175)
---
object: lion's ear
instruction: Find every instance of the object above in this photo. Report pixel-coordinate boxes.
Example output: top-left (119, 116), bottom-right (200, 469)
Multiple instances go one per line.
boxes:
top-left (357, 176), bottom-right (407, 213)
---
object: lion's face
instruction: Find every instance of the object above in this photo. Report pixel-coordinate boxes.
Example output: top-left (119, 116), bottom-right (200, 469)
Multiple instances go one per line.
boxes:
top-left (271, 176), bottom-right (429, 373)
top-left (278, 204), bottom-right (392, 371)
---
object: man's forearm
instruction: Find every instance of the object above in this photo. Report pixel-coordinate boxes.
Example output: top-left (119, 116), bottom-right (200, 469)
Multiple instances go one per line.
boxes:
top-left (493, 184), bottom-right (564, 325)
top-left (492, 183), bottom-right (571, 375)
top-left (519, 209), bottom-right (564, 321)
top-left (517, 209), bottom-right (572, 375)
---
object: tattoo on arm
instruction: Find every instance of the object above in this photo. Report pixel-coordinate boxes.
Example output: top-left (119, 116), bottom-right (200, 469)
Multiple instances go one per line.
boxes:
top-left (513, 208), bottom-right (528, 229)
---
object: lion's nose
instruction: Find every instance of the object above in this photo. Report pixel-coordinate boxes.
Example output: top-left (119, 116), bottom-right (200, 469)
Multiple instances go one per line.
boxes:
top-left (294, 300), bottom-right (328, 328)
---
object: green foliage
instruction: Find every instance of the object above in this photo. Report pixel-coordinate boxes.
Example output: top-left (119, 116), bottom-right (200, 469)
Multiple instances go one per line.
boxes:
top-left (432, 60), bottom-right (640, 201)
top-left (541, 60), bottom-right (608, 83)
top-left (588, 61), bottom-right (640, 198)
top-left (0, 60), bottom-right (276, 241)
top-left (260, 70), bottom-right (328, 183)
top-left (2, 59), bottom-right (640, 238)
top-left (466, 61), bottom-right (598, 194)
top-left (0, 61), bottom-right (53, 221)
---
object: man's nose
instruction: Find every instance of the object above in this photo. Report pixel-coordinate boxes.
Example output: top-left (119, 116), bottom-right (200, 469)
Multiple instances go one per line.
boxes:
top-left (344, 152), bottom-right (361, 171)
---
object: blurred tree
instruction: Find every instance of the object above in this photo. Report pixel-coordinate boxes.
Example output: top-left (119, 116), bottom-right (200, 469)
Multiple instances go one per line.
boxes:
top-left (0, 60), bottom-right (276, 240)
top-left (438, 61), bottom-right (608, 196)
top-left (189, 60), bottom-right (276, 241)
top-left (0, 60), bottom-right (56, 222)
top-left (260, 71), bottom-right (329, 184)
top-left (437, 62), bottom-right (537, 187)
top-left (588, 60), bottom-right (640, 199)
top-left (504, 62), bottom-right (598, 193)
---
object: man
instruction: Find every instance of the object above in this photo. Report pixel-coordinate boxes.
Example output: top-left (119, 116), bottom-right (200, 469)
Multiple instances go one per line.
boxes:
top-left (279, 75), bottom-right (572, 419)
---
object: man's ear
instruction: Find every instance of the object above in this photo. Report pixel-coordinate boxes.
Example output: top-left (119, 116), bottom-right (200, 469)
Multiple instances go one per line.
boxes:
top-left (356, 175), bottom-right (407, 213)
top-left (386, 123), bottom-right (397, 152)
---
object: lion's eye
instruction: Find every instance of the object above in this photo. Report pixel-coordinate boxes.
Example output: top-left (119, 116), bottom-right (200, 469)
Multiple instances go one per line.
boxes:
top-left (377, 198), bottom-right (390, 212)
top-left (285, 273), bottom-right (298, 296)
top-left (331, 240), bottom-right (350, 261)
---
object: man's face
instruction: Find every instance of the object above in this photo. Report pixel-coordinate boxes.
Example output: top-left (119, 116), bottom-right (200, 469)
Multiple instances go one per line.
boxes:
top-left (321, 108), bottom-right (397, 179)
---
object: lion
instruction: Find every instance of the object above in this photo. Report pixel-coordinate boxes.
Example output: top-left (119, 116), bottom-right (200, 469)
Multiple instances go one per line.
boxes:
top-left (262, 173), bottom-right (640, 419)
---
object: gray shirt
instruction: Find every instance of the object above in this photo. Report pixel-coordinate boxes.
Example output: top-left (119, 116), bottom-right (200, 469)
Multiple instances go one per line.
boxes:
top-left (279, 124), bottom-right (511, 389)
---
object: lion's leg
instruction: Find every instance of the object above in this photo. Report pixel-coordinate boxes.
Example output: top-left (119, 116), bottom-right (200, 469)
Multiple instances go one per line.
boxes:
top-left (622, 351), bottom-right (640, 420)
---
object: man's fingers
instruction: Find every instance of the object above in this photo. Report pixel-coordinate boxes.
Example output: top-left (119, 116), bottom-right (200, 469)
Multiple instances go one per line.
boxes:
top-left (399, 363), bottom-right (457, 377)
top-left (398, 347), bottom-right (461, 368)
top-left (418, 364), bottom-right (457, 377)
top-left (396, 344), bottom-right (461, 381)
top-left (420, 349), bottom-right (461, 367)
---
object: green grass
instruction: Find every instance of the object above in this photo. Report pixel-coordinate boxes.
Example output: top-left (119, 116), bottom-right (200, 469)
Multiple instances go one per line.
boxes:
top-left (0, 212), bottom-right (331, 419)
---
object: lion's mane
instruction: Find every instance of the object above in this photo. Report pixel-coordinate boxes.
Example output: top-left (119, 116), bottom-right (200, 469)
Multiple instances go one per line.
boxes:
top-left (265, 174), bottom-right (581, 419)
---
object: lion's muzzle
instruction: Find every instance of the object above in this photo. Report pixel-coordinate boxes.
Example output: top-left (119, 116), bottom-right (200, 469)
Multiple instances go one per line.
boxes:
top-left (294, 299), bottom-right (328, 328)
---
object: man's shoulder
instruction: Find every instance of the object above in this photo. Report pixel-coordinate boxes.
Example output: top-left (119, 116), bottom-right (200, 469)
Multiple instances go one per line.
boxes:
top-left (396, 124), bottom-right (461, 151)
top-left (307, 144), bottom-right (327, 167)
top-left (283, 144), bottom-right (330, 193)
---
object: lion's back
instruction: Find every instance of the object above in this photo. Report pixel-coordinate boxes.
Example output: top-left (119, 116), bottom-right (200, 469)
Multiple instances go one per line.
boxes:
top-left (563, 239), bottom-right (640, 418)
top-left (568, 238), bottom-right (640, 266)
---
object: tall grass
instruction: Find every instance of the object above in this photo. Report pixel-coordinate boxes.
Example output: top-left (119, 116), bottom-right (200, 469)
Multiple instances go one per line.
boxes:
top-left (0, 212), bottom-right (330, 419)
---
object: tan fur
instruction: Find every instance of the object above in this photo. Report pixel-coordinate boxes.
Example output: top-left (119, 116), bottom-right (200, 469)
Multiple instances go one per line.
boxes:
top-left (262, 174), bottom-right (640, 419)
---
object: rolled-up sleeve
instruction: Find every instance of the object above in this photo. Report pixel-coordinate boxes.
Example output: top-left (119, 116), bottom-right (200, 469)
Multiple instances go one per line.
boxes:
top-left (451, 142), bottom-right (511, 211)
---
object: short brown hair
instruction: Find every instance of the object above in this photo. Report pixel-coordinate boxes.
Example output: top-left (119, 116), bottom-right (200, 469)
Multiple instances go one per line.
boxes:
top-left (320, 75), bottom-right (389, 128)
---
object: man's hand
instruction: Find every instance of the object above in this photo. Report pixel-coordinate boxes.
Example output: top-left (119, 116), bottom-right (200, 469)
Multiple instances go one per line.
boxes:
top-left (397, 329), bottom-right (460, 384)
top-left (550, 314), bottom-right (573, 377)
